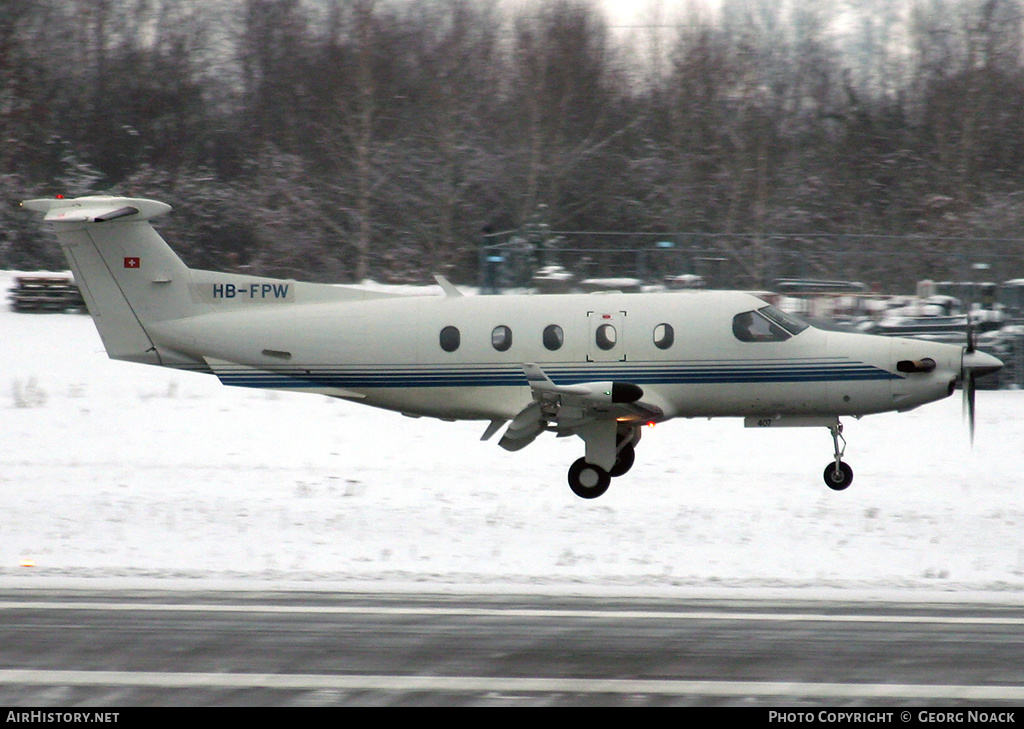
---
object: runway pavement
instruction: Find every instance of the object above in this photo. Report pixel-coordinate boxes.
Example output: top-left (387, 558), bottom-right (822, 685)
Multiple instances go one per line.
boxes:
top-left (1, 589), bottom-right (1023, 706)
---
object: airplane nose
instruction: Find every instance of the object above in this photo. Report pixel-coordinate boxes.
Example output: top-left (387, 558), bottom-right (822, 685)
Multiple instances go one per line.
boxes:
top-left (962, 349), bottom-right (1003, 379)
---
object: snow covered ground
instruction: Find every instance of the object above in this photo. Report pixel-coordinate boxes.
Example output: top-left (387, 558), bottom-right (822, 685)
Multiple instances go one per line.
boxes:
top-left (3, 271), bottom-right (1024, 601)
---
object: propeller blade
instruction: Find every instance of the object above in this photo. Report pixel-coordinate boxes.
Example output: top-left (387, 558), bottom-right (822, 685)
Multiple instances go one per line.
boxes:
top-left (960, 342), bottom-right (1003, 447)
top-left (959, 300), bottom-right (1006, 445)
top-left (962, 305), bottom-right (977, 446)
top-left (963, 370), bottom-right (976, 446)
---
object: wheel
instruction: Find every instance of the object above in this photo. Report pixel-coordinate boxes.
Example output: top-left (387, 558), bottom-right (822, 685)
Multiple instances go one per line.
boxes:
top-left (823, 461), bottom-right (854, 491)
top-left (568, 458), bottom-right (611, 499)
top-left (608, 444), bottom-right (635, 478)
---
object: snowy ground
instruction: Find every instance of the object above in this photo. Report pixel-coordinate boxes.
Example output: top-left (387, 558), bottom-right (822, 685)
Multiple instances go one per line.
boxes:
top-left (3, 271), bottom-right (1024, 602)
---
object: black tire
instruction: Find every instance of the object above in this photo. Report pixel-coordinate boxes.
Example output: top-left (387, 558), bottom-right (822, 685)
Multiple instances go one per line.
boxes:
top-left (823, 461), bottom-right (854, 491)
top-left (568, 458), bottom-right (611, 499)
top-left (608, 444), bottom-right (636, 478)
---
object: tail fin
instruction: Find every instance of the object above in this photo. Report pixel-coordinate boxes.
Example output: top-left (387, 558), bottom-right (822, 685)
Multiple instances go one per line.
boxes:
top-left (21, 196), bottom-right (200, 365)
top-left (23, 195), bottom-right (405, 369)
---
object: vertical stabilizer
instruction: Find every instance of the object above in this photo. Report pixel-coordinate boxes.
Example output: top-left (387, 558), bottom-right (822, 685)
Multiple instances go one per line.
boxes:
top-left (21, 196), bottom-right (201, 365)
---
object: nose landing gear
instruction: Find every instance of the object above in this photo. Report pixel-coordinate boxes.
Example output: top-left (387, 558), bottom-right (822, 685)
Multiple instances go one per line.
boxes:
top-left (823, 422), bottom-right (853, 491)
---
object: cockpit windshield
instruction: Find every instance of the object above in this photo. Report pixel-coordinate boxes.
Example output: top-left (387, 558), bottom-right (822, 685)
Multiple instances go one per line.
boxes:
top-left (732, 305), bottom-right (810, 343)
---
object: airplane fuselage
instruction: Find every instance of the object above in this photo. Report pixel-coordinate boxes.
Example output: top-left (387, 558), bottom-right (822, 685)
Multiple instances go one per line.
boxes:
top-left (148, 287), bottom-right (961, 423)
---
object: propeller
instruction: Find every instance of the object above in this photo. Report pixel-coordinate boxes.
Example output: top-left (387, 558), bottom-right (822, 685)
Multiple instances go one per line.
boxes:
top-left (963, 311), bottom-right (977, 444)
top-left (960, 308), bottom-right (1004, 444)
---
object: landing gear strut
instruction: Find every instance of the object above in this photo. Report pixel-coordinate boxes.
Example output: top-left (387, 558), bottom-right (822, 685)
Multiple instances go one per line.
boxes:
top-left (823, 422), bottom-right (853, 491)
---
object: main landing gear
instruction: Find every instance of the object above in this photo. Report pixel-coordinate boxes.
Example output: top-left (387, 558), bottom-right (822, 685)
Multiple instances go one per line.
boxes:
top-left (566, 419), bottom-right (856, 497)
top-left (567, 458), bottom-right (611, 499)
top-left (823, 422), bottom-right (853, 491)
top-left (567, 426), bottom-right (639, 499)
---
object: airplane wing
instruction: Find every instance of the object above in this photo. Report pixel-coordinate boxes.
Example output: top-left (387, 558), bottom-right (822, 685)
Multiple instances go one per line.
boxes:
top-left (497, 363), bottom-right (664, 456)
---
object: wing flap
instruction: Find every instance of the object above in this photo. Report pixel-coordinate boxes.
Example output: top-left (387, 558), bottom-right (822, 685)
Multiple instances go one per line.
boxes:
top-left (497, 402), bottom-right (545, 452)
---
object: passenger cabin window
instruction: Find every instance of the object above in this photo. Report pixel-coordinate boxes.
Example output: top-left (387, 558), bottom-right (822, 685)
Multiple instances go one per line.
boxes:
top-left (543, 324), bottom-right (564, 351)
top-left (491, 325), bottom-right (513, 352)
top-left (732, 306), bottom-right (809, 343)
top-left (653, 323), bottom-right (674, 350)
top-left (595, 323), bottom-right (617, 351)
top-left (439, 325), bottom-right (461, 352)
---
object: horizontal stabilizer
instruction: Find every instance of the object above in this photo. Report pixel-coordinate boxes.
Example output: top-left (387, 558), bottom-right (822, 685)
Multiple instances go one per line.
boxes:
top-left (22, 196), bottom-right (172, 224)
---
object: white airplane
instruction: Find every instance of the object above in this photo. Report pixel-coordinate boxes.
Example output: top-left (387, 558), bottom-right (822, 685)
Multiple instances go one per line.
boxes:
top-left (22, 195), bottom-right (1003, 498)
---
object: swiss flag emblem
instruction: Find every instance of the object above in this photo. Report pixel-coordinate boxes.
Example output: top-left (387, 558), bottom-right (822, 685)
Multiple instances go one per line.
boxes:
top-left (124, 257), bottom-right (140, 268)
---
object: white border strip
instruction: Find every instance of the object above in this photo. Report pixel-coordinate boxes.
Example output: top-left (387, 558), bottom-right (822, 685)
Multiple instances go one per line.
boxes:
top-left (1, 669), bottom-right (1022, 701)
top-left (2, 600), bottom-right (1024, 626)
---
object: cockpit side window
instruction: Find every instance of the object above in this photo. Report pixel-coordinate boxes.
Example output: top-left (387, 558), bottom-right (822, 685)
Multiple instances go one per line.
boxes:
top-left (732, 306), bottom-right (809, 343)
top-left (760, 305), bottom-right (809, 336)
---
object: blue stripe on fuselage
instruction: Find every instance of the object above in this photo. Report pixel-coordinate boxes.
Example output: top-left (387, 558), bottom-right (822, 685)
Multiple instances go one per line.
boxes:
top-left (210, 360), bottom-right (901, 390)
